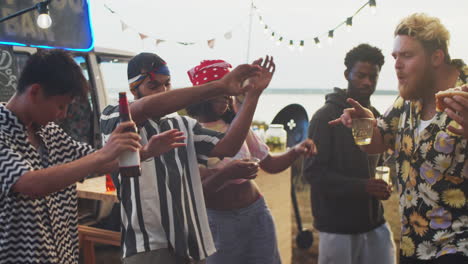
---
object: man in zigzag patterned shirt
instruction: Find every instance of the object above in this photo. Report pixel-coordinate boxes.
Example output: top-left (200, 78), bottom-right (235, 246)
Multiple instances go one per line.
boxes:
top-left (0, 50), bottom-right (176, 264)
top-left (100, 53), bottom-right (274, 263)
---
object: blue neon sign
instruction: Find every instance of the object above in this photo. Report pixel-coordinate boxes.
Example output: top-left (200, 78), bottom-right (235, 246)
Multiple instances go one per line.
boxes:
top-left (0, 0), bottom-right (94, 52)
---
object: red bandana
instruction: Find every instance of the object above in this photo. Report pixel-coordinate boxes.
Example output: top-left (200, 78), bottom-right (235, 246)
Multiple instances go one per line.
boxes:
top-left (187, 60), bottom-right (232, 86)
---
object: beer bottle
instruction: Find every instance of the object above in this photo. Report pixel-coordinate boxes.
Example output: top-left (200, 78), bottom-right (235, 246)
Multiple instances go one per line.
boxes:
top-left (118, 92), bottom-right (141, 177)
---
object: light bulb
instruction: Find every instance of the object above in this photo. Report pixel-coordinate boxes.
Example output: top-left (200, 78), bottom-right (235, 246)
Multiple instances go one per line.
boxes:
top-left (270, 32), bottom-right (275, 40)
top-left (299, 40), bottom-right (304, 52)
top-left (369, 0), bottom-right (377, 15)
top-left (276, 37), bottom-right (283, 46)
top-left (328, 30), bottom-right (334, 44)
top-left (346, 17), bottom-right (353, 33)
top-left (314, 37), bottom-right (321, 48)
top-left (37, 13), bottom-right (52, 29)
top-left (288, 40), bottom-right (294, 51)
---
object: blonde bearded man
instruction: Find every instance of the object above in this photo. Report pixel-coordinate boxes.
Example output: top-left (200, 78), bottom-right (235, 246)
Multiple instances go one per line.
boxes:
top-left (330, 13), bottom-right (468, 264)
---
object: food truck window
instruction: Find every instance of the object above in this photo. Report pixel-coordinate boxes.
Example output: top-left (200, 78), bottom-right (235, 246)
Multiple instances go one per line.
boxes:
top-left (98, 56), bottom-right (130, 105)
top-left (55, 55), bottom-right (94, 144)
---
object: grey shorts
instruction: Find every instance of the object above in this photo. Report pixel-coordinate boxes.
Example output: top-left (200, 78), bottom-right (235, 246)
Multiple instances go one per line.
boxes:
top-left (318, 223), bottom-right (396, 264)
top-left (206, 197), bottom-right (281, 264)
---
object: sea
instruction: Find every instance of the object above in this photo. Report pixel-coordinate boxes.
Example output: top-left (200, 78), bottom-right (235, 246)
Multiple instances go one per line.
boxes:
top-left (106, 87), bottom-right (399, 124)
top-left (254, 88), bottom-right (399, 123)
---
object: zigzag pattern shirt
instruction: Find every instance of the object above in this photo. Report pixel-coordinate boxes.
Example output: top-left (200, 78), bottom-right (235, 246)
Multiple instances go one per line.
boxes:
top-left (0, 105), bottom-right (93, 264)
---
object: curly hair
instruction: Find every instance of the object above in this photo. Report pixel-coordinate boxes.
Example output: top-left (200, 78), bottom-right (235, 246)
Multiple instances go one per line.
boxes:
top-left (344, 43), bottom-right (385, 71)
top-left (394, 13), bottom-right (451, 63)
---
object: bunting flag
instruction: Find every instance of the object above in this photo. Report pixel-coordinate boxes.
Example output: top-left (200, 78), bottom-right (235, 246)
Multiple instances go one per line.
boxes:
top-left (120, 21), bottom-right (129, 31)
top-left (103, 1), bottom-right (379, 51)
top-left (103, 3), bottom-right (243, 49)
top-left (207, 39), bottom-right (216, 49)
top-left (224, 31), bottom-right (233, 40)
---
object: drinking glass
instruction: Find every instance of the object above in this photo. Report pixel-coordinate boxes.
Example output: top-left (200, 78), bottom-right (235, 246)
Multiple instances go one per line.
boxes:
top-left (352, 118), bottom-right (374, 145)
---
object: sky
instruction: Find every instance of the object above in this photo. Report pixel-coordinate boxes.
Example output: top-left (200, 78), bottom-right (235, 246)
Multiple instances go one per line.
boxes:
top-left (91, 0), bottom-right (468, 91)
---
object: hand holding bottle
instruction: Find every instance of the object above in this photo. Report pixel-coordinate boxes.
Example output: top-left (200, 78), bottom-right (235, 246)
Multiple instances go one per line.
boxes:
top-left (98, 121), bottom-right (141, 163)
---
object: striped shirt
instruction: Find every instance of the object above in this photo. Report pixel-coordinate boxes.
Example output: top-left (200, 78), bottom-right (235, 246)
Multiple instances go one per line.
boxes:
top-left (0, 104), bottom-right (93, 264)
top-left (100, 105), bottom-right (223, 260)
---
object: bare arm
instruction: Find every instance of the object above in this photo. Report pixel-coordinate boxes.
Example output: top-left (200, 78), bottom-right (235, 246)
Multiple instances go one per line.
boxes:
top-left (130, 64), bottom-right (261, 126)
top-left (328, 98), bottom-right (387, 154)
top-left (260, 138), bottom-right (317, 174)
top-left (200, 160), bottom-right (258, 196)
top-left (13, 122), bottom-right (141, 197)
top-left (210, 56), bottom-right (276, 157)
top-left (210, 92), bottom-right (260, 157)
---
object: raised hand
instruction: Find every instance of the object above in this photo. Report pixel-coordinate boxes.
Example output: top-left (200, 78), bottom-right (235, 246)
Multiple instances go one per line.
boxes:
top-left (142, 129), bottom-right (186, 158)
top-left (293, 138), bottom-right (317, 157)
top-left (247, 55), bottom-right (276, 95)
top-left (99, 121), bottom-right (141, 162)
top-left (443, 84), bottom-right (468, 139)
top-left (218, 64), bottom-right (261, 96)
top-left (224, 159), bottom-right (259, 180)
top-left (328, 98), bottom-right (376, 128)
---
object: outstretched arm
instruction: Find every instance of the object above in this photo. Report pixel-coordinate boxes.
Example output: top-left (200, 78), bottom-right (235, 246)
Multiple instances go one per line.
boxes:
top-left (12, 122), bottom-right (141, 197)
top-left (96, 129), bottom-right (187, 174)
top-left (130, 64), bottom-right (262, 126)
top-left (210, 56), bottom-right (275, 157)
top-left (260, 138), bottom-right (316, 174)
top-left (329, 98), bottom-right (387, 154)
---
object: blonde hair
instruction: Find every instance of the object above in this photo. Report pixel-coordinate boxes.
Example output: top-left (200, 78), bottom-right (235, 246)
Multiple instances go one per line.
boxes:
top-left (394, 13), bottom-right (451, 63)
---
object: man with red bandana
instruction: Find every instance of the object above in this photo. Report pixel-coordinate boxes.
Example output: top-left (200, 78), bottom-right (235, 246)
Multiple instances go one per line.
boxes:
top-left (331, 13), bottom-right (468, 264)
top-left (100, 53), bottom-right (274, 264)
top-left (186, 59), bottom-right (316, 264)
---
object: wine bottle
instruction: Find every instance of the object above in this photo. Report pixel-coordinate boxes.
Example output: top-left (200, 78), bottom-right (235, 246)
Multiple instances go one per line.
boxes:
top-left (118, 92), bottom-right (141, 177)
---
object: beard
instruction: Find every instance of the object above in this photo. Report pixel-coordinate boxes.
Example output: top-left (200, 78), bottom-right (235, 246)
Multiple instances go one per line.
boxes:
top-left (398, 64), bottom-right (435, 101)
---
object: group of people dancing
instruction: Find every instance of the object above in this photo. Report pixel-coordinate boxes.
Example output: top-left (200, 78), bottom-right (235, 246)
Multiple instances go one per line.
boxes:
top-left (0, 12), bottom-right (467, 264)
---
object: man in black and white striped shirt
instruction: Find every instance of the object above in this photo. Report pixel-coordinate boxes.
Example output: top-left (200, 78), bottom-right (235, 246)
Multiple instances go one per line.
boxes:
top-left (0, 50), bottom-right (145, 264)
top-left (100, 53), bottom-right (275, 263)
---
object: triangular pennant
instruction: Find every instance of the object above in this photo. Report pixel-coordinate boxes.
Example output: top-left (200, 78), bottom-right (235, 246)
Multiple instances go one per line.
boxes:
top-left (155, 39), bottom-right (165, 46)
top-left (224, 31), bottom-right (232, 40)
top-left (139, 33), bottom-right (149, 40)
top-left (207, 39), bottom-right (215, 49)
top-left (120, 21), bottom-right (129, 31)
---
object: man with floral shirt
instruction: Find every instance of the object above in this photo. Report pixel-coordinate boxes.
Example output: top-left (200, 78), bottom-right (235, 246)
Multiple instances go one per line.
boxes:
top-left (331, 13), bottom-right (468, 264)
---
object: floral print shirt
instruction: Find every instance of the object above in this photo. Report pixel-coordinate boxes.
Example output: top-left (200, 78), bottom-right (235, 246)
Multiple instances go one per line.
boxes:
top-left (378, 97), bottom-right (468, 260)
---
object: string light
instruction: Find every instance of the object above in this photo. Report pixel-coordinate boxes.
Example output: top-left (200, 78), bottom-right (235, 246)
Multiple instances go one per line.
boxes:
top-left (314, 37), bottom-right (321, 48)
top-left (328, 30), bottom-right (334, 44)
top-left (288, 40), bottom-right (295, 51)
top-left (369, 0), bottom-right (377, 15)
top-left (346, 17), bottom-right (353, 32)
top-left (276, 36), bottom-right (283, 46)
